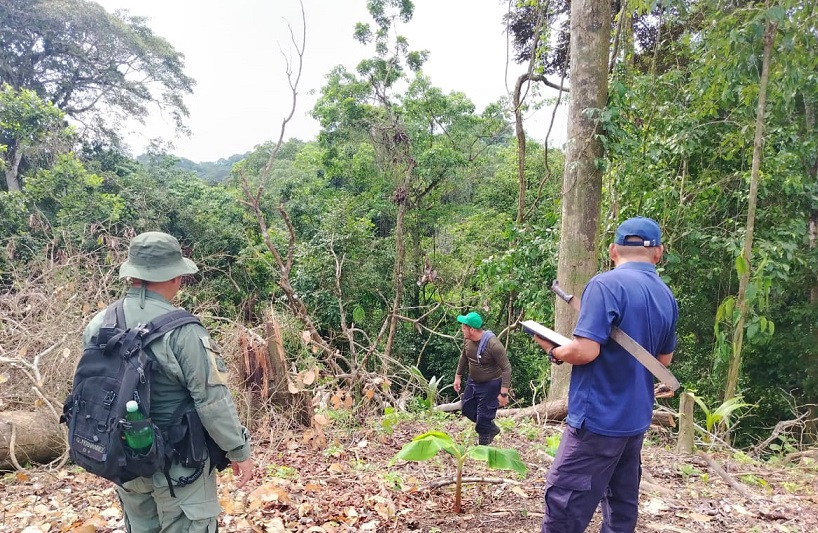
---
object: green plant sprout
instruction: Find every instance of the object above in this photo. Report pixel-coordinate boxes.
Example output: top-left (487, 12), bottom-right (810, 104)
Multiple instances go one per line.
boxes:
top-left (739, 473), bottom-right (769, 488)
top-left (393, 430), bottom-right (527, 513)
top-left (544, 433), bottom-right (562, 457)
top-left (690, 393), bottom-right (753, 441)
top-left (381, 471), bottom-right (403, 490)
top-left (678, 463), bottom-right (702, 479)
top-left (409, 367), bottom-right (453, 413)
top-left (381, 406), bottom-right (399, 435)
top-left (264, 463), bottom-right (298, 479)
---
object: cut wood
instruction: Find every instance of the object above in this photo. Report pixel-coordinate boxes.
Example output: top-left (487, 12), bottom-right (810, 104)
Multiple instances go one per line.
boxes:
top-left (696, 450), bottom-right (754, 500)
top-left (0, 411), bottom-right (66, 471)
top-left (676, 392), bottom-right (695, 454)
top-left (435, 399), bottom-right (568, 420)
top-left (437, 399), bottom-right (675, 427)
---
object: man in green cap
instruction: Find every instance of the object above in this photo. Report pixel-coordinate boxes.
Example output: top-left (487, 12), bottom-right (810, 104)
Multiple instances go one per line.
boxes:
top-left (82, 231), bottom-right (253, 532)
top-left (453, 311), bottom-right (512, 445)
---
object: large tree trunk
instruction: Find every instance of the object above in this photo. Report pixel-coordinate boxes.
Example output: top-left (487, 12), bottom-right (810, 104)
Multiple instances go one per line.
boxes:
top-left (384, 162), bottom-right (414, 369)
top-left (550, 0), bottom-right (610, 399)
top-left (724, 21), bottom-right (776, 402)
top-left (0, 411), bottom-right (65, 471)
top-left (4, 141), bottom-right (23, 192)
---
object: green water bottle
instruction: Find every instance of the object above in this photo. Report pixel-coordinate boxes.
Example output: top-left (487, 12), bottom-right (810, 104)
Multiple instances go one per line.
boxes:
top-left (123, 400), bottom-right (154, 455)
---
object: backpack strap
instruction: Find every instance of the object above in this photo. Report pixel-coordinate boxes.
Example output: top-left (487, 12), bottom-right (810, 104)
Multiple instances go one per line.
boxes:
top-left (96, 298), bottom-right (125, 347)
top-left (141, 310), bottom-right (201, 347)
top-left (476, 330), bottom-right (495, 363)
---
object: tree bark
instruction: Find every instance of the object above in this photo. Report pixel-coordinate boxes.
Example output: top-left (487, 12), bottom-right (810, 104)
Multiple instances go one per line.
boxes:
top-left (676, 392), bottom-right (695, 455)
top-left (384, 161), bottom-right (415, 369)
top-left (0, 411), bottom-right (65, 471)
top-left (4, 141), bottom-right (23, 192)
top-left (550, 0), bottom-right (610, 399)
top-left (724, 20), bottom-right (777, 402)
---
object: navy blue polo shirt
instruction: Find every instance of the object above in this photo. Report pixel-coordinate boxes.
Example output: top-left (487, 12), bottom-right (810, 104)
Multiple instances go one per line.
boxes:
top-left (567, 261), bottom-right (678, 437)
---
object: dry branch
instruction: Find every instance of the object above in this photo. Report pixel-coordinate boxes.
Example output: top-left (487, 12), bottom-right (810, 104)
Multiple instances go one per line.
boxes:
top-left (696, 450), bottom-right (754, 500)
top-left (424, 476), bottom-right (522, 491)
top-left (751, 408), bottom-right (817, 456)
top-left (782, 449), bottom-right (818, 465)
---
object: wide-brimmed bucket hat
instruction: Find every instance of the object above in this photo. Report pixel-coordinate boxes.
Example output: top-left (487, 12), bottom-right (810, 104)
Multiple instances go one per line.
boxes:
top-left (118, 232), bottom-right (199, 282)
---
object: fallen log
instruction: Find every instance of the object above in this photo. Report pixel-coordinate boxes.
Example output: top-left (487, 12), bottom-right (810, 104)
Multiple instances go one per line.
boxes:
top-left (504, 399), bottom-right (568, 421)
top-left (696, 450), bottom-right (754, 500)
top-left (0, 411), bottom-right (66, 471)
top-left (435, 399), bottom-right (568, 420)
top-left (436, 399), bottom-right (675, 427)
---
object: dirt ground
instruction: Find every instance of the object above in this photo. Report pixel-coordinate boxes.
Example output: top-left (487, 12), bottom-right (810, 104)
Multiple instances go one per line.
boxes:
top-left (2, 415), bottom-right (817, 532)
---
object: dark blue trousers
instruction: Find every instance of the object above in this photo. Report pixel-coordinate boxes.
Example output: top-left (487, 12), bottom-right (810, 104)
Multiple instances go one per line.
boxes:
top-left (542, 425), bottom-right (644, 533)
top-left (460, 377), bottom-right (501, 438)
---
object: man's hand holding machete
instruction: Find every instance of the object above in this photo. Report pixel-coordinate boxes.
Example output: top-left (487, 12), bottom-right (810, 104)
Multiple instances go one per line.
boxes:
top-left (544, 280), bottom-right (680, 391)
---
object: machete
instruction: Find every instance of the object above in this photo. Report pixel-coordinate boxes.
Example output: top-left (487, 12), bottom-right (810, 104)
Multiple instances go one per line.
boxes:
top-left (549, 280), bottom-right (680, 392)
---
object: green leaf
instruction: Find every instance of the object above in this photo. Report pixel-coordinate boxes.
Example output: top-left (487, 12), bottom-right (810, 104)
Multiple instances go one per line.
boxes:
top-left (466, 446), bottom-right (527, 475)
top-left (747, 322), bottom-right (759, 339)
top-left (352, 304), bottom-right (366, 324)
top-left (395, 431), bottom-right (457, 461)
top-left (486, 447), bottom-right (528, 475)
top-left (691, 393), bottom-right (712, 418)
top-left (735, 255), bottom-right (749, 277)
top-left (745, 282), bottom-right (757, 303)
top-left (717, 296), bottom-right (736, 322)
top-left (766, 6), bottom-right (786, 23)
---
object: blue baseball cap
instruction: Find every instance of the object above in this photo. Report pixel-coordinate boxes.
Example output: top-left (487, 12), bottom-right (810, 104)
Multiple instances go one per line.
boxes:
top-left (457, 311), bottom-right (483, 329)
top-left (614, 217), bottom-right (662, 247)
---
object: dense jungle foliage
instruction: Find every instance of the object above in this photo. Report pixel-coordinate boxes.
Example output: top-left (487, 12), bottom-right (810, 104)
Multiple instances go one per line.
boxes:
top-left (1, 0), bottom-right (816, 451)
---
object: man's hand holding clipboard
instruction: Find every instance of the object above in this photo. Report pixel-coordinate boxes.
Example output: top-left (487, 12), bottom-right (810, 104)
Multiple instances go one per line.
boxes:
top-left (521, 320), bottom-right (570, 365)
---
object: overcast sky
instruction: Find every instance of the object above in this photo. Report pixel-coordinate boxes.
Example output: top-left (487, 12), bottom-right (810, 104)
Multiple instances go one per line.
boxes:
top-left (93, 0), bottom-right (565, 162)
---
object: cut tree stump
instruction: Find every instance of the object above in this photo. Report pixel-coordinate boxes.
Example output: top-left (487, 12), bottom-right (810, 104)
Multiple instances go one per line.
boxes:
top-left (0, 411), bottom-right (65, 471)
top-left (676, 392), bottom-right (695, 454)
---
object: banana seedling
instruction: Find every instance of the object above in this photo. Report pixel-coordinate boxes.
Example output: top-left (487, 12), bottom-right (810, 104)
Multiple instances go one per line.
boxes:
top-left (394, 430), bottom-right (527, 513)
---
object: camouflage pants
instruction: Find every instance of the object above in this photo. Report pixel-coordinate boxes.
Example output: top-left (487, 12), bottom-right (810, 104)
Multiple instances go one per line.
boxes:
top-left (117, 458), bottom-right (220, 533)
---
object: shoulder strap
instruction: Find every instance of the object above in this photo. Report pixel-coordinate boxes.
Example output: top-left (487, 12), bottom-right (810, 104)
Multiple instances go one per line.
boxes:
top-left (141, 309), bottom-right (201, 347)
top-left (96, 298), bottom-right (125, 346)
top-left (476, 330), bottom-right (495, 362)
top-left (117, 309), bottom-right (201, 419)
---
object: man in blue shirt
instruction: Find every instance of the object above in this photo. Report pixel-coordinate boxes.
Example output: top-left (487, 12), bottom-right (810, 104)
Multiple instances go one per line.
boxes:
top-left (533, 217), bottom-right (678, 533)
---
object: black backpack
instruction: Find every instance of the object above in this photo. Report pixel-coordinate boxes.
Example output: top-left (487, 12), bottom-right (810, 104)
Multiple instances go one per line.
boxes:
top-left (61, 299), bottom-right (200, 486)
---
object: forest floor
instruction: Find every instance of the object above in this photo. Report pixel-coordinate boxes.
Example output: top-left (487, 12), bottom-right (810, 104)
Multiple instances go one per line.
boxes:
top-left (2, 414), bottom-right (817, 533)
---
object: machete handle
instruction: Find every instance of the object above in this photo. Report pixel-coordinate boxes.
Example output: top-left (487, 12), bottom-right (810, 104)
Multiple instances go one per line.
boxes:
top-left (550, 280), bottom-right (574, 303)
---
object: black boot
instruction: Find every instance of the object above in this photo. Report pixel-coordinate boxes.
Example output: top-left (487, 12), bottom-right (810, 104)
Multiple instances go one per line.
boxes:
top-left (478, 424), bottom-right (501, 445)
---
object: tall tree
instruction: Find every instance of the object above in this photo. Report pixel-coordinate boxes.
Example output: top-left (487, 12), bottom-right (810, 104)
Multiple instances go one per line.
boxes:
top-left (0, 84), bottom-right (68, 191)
top-left (550, 0), bottom-right (611, 398)
top-left (724, 17), bottom-right (777, 402)
top-left (0, 0), bottom-right (194, 145)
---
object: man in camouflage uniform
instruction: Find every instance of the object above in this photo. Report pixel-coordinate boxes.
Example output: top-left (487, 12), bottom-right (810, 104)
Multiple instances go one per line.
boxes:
top-left (83, 231), bottom-right (254, 532)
